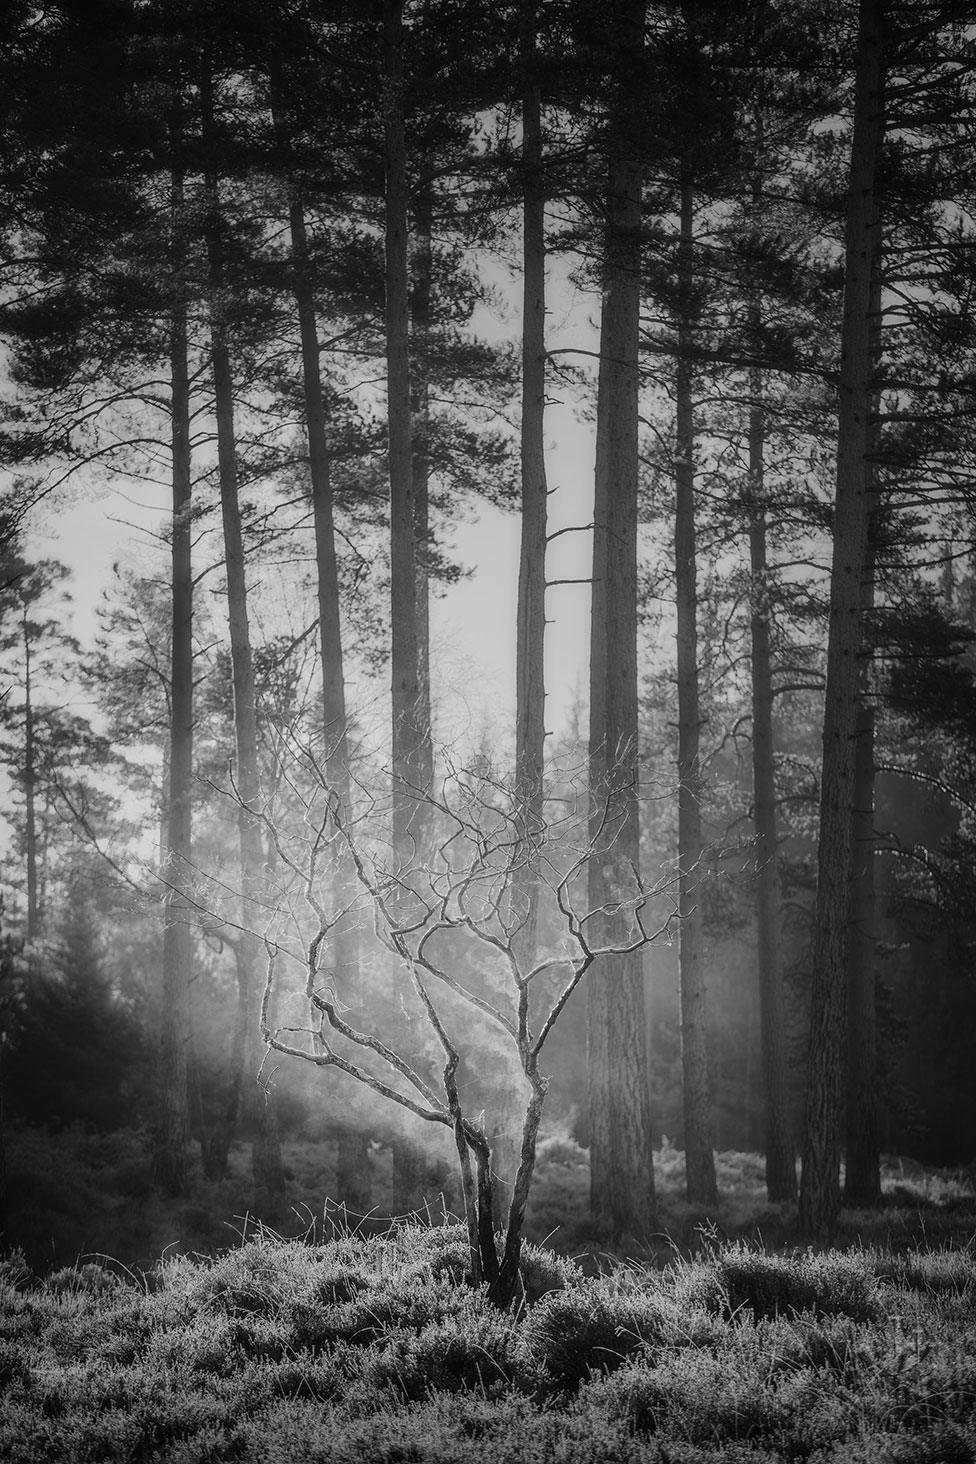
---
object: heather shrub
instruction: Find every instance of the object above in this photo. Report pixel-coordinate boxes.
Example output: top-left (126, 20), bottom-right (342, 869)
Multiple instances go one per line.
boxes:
top-left (364, 1302), bottom-right (517, 1400)
top-left (519, 1276), bottom-right (688, 1391)
top-left (587, 1349), bottom-right (851, 1454)
top-left (870, 1245), bottom-right (976, 1295)
top-left (760, 1312), bottom-right (870, 1380)
top-left (288, 1271), bottom-right (462, 1351)
top-left (515, 1239), bottom-right (579, 1303)
top-left (0, 1249), bottom-right (33, 1291)
top-left (710, 1242), bottom-right (881, 1322)
top-left (44, 1263), bottom-right (127, 1299)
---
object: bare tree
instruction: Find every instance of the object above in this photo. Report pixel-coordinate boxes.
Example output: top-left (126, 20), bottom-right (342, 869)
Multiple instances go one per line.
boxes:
top-left (255, 756), bottom-right (674, 1310)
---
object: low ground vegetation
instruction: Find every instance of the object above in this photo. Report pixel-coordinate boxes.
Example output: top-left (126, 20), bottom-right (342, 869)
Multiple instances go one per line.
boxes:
top-left (3, 1216), bottom-right (976, 1462)
top-left (3, 1131), bottom-right (976, 1460)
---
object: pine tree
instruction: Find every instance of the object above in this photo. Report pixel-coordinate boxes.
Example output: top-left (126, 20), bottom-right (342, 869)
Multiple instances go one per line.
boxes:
top-left (586, 0), bottom-right (656, 1238)
top-left (800, 0), bottom-right (885, 1238)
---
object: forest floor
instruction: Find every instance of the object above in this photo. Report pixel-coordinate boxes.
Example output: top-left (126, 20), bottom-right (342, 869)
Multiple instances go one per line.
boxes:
top-left (3, 1209), bottom-right (976, 1462)
top-left (2, 1127), bottom-right (976, 1461)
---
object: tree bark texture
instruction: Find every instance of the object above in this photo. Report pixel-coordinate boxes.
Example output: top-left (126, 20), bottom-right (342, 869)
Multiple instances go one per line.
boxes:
top-left (156, 145), bottom-right (194, 1196)
top-left (497, 0), bottom-right (550, 1224)
top-left (21, 610), bottom-right (38, 943)
top-left (384, 0), bottom-right (426, 1212)
top-left (844, 235), bottom-right (883, 1208)
top-left (515, 0), bottom-right (548, 849)
top-left (288, 191), bottom-right (371, 1213)
top-left (385, 0), bottom-right (427, 854)
top-left (799, 0), bottom-right (884, 1237)
top-left (674, 181), bottom-right (717, 1207)
top-left (844, 612), bottom-right (880, 1205)
top-left (587, 0), bottom-right (655, 1236)
top-left (410, 178), bottom-right (435, 801)
top-left (748, 379), bottom-right (797, 1204)
top-left (202, 77), bottom-right (284, 1207)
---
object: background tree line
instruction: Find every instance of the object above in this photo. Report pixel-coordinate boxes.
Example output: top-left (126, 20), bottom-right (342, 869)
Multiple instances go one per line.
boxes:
top-left (2, 0), bottom-right (976, 1262)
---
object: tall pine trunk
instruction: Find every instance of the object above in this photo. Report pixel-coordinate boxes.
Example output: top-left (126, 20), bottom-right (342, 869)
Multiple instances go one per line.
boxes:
top-left (201, 72), bottom-right (284, 1210)
top-left (384, 0), bottom-right (426, 1213)
top-left (748, 377), bottom-right (796, 1204)
top-left (844, 238), bottom-right (883, 1208)
top-left (674, 180), bottom-right (717, 1206)
top-left (287, 189), bottom-right (371, 1214)
top-left (156, 139), bottom-right (194, 1196)
top-left (845, 525), bottom-right (881, 1204)
top-left (799, 0), bottom-right (884, 1237)
top-left (410, 178), bottom-right (435, 801)
top-left (516, 0), bottom-right (547, 867)
top-left (587, 0), bottom-right (655, 1237)
top-left (501, 0), bottom-right (550, 1224)
top-left (22, 609), bottom-right (38, 942)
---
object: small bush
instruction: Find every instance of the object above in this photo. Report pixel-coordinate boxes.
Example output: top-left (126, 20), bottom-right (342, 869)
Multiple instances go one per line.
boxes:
top-left (519, 1277), bottom-right (684, 1391)
top-left (0, 1249), bottom-right (33, 1290)
top-left (711, 1243), bottom-right (882, 1322)
top-left (311, 1264), bottom-right (371, 1305)
top-left (517, 1241), bottom-right (579, 1304)
top-left (871, 1246), bottom-right (976, 1295)
top-left (761, 1312), bottom-right (870, 1381)
top-left (365, 1303), bottom-right (516, 1400)
top-left (588, 1350), bottom-right (852, 1455)
top-left (45, 1263), bottom-right (126, 1299)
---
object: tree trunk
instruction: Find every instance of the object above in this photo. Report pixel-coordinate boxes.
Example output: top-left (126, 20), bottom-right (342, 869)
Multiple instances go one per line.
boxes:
top-left (674, 181), bottom-right (717, 1207)
top-left (844, 614), bottom-right (880, 1206)
top-left (516, 0), bottom-right (548, 875)
top-left (587, 0), bottom-right (655, 1237)
top-left (201, 71), bottom-right (284, 1209)
top-left (287, 189), bottom-right (372, 1214)
top-left (498, 0), bottom-right (549, 1226)
top-left (844, 222), bottom-right (884, 1209)
top-left (748, 381), bottom-right (796, 1204)
top-left (384, 0), bottom-right (426, 1213)
top-left (410, 177), bottom-right (435, 801)
top-left (156, 140), bottom-right (194, 1196)
top-left (799, 0), bottom-right (884, 1237)
top-left (22, 609), bottom-right (38, 943)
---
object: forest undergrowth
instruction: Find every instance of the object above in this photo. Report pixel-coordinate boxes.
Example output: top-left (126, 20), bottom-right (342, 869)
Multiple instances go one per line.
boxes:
top-left (3, 1131), bottom-right (976, 1461)
top-left (3, 1208), bottom-right (976, 1462)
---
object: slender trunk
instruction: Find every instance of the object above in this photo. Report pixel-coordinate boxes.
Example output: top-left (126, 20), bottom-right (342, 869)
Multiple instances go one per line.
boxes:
top-left (844, 571), bottom-right (880, 1205)
top-left (386, 0), bottom-right (425, 842)
top-left (845, 231), bottom-right (883, 1209)
top-left (674, 181), bottom-right (717, 1207)
top-left (747, 89), bottom-right (795, 1204)
top-left (287, 188), bottom-right (371, 1213)
top-left (748, 411), bottom-right (796, 1203)
top-left (499, 0), bottom-right (549, 1226)
top-left (516, 0), bottom-right (548, 859)
top-left (384, 0), bottom-right (425, 1211)
top-left (489, 1072), bottom-right (548, 1310)
top-left (411, 179), bottom-right (435, 798)
top-left (22, 612), bottom-right (38, 943)
top-left (201, 71), bottom-right (284, 1207)
top-left (587, 0), bottom-right (655, 1236)
top-left (799, 0), bottom-right (884, 1237)
top-left (156, 139), bottom-right (194, 1195)
top-left (748, 381), bottom-right (797, 1204)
